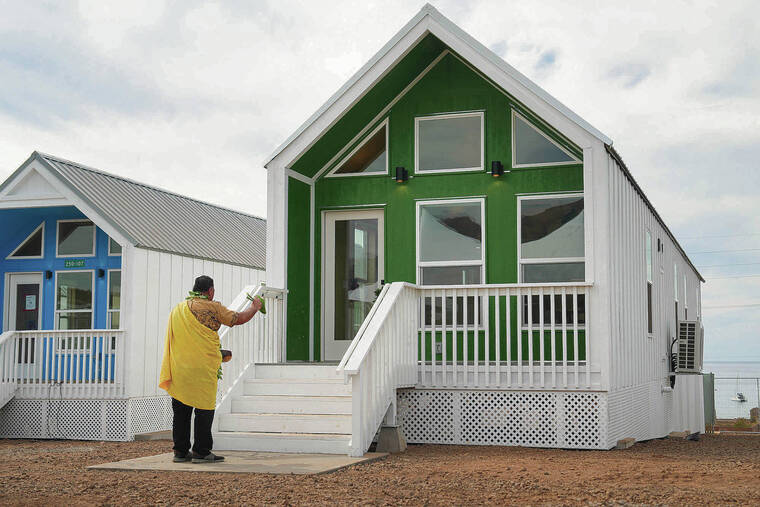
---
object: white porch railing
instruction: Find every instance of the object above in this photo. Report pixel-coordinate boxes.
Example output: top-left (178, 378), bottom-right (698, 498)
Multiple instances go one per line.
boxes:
top-left (0, 331), bottom-right (17, 408)
top-left (417, 283), bottom-right (595, 390)
top-left (216, 283), bottom-right (287, 408)
top-left (338, 282), bottom-right (419, 457)
top-left (0, 329), bottom-right (126, 399)
top-left (338, 281), bottom-right (596, 456)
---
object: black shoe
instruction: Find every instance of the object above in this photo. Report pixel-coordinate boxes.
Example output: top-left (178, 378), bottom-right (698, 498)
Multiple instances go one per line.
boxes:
top-left (192, 452), bottom-right (225, 463)
top-left (173, 451), bottom-right (192, 463)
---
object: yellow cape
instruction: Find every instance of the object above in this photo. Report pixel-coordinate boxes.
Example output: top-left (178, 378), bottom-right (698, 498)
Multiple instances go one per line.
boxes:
top-left (159, 301), bottom-right (221, 410)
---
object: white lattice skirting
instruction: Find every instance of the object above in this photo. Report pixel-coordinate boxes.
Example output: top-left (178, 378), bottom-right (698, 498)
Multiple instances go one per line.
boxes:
top-left (0, 396), bottom-right (172, 441)
top-left (398, 389), bottom-right (608, 449)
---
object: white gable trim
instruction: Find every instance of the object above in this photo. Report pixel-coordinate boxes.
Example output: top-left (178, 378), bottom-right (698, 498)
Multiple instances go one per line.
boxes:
top-left (265, 4), bottom-right (611, 171)
top-left (0, 156), bottom-right (133, 248)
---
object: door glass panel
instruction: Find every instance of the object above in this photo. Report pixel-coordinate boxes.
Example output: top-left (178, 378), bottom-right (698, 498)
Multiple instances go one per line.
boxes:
top-left (15, 284), bottom-right (39, 331)
top-left (333, 219), bottom-right (378, 341)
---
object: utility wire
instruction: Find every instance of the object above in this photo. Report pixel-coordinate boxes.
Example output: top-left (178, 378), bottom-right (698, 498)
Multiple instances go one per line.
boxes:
top-left (688, 248), bottom-right (760, 254)
top-left (703, 303), bottom-right (760, 309)
top-left (705, 274), bottom-right (760, 280)
top-left (682, 233), bottom-right (760, 240)
top-left (697, 262), bottom-right (760, 268)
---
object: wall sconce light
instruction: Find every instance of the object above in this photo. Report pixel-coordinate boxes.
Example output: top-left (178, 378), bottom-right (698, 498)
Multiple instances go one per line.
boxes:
top-left (45, 270), bottom-right (53, 280)
top-left (491, 160), bottom-right (504, 177)
top-left (97, 269), bottom-right (105, 278)
top-left (395, 166), bottom-right (409, 183)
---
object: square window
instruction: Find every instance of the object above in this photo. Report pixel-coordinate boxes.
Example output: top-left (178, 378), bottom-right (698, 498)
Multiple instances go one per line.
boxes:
top-left (57, 221), bottom-right (95, 256)
top-left (416, 113), bottom-right (483, 173)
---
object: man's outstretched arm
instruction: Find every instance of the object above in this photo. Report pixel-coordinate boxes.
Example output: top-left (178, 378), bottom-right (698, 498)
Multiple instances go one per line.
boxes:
top-left (233, 296), bottom-right (263, 326)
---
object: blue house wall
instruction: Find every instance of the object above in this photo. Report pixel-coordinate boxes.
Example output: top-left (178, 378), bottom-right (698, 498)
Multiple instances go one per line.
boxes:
top-left (0, 206), bottom-right (122, 331)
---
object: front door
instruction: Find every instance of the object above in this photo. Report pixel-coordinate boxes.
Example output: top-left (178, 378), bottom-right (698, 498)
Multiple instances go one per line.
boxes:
top-left (6, 273), bottom-right (42, 370)
top-left (323, 209), bottom-right (384, 361)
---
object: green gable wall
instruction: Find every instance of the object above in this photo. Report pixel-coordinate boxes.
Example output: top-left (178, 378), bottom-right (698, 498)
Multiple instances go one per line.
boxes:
top-left (286, 46), bottom-right (583, 361)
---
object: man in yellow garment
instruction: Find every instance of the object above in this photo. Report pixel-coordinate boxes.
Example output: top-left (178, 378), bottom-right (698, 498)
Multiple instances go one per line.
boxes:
top-left (159, 275), bottom-right (262, 463)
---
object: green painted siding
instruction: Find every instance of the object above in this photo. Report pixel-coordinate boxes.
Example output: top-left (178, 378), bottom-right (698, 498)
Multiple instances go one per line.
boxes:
top-left (286, 46), bottom-right (584, 361)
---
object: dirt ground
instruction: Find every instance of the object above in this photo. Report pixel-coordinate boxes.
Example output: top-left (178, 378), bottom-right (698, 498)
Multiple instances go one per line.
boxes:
top-left (1, 434), bottom-right (759, 506)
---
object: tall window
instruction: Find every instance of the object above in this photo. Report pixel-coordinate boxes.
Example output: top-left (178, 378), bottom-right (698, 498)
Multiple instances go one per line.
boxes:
top-left (57, 220), bottom-right (95, 257)
top-left (415, 112), bottom-right (484, 173)
top-left (519, 194), bottom-right (585, 282)
top-left (329, 119), bottom-right (388, 176)
top-left (108, 270), bottom-right (121, 329)
top-left (55, 271), bottom-right (93, 329)
top-left (646, 230), bottom-right (653, 334)
top-left (417, 199), bottom-right (484, 326)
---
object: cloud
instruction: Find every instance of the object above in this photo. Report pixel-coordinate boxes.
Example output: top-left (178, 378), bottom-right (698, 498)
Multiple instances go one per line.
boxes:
top-left (607, 63), bottom-right (651, 88)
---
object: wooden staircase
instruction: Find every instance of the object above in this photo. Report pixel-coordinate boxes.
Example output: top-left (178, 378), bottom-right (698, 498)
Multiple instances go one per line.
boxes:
top-left (212, 364), bottom-right (353, 454)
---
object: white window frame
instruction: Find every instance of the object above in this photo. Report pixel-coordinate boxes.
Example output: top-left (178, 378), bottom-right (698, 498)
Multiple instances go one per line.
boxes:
top-left (56, 219), bottom-right (96, 258)
top-left (107, 269), bottom-right (121, 329)
top-left (517, 192), bottom-right (585, 283)
top-left (414, 111), bottom-right (484, 174)
top-left (6, 222), bottom-right (45, 260)
top-left (54, 269), bottom-right (94, 331)
top-left (108, 237), bottom-right (122, 256)
top-left (511, 109), bottom-right (580, 169)
top-left (326, 118), bottom-right (389, 178)
top-left (415, 197), bottom-right (486, 285)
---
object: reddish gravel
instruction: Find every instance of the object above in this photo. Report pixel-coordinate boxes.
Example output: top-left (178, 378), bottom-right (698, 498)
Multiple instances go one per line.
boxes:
top-left (1, 434), bottom-right (759, 505)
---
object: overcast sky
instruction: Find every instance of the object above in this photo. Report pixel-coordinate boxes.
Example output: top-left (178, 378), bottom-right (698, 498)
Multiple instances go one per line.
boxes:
top-left (1, 1), bottom-right (758, 360)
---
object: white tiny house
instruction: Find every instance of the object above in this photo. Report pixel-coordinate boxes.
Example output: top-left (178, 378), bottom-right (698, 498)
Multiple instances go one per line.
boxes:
top-left (0, 152), bottom-right (269, 440)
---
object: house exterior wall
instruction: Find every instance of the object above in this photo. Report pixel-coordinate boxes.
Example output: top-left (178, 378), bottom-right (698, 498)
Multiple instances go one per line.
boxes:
top-left (286, 51), bottom-right (587, 361)
top-left (122, 247), bottom-right (265, 398)
top-left (0, 206), bottom-right (122, 331)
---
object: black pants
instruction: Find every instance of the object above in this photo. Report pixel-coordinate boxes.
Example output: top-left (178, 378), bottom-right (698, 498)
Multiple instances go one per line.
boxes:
top-left (171, 397), bottom-right (215, 456)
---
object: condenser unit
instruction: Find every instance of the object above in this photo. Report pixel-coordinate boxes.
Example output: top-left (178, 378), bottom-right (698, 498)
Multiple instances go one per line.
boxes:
top-left (675, 320), bottom-right (703, 373)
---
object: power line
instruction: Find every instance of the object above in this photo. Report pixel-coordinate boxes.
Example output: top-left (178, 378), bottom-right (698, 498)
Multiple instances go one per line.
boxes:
top-left (703, 303), bottom-right (760, 310)
top-left (682, 233), bottom-right (760, 240)
top-left (697, 262), bottom-right (760, 268)
top-left (705, 274), bottom-right (760, 280)
top-left (688, 248), bottom-right (760, 254)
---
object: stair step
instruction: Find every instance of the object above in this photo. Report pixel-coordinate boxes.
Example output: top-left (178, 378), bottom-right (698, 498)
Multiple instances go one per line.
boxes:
top-left (254, 364), bottom-right (342, 380)
top-left (219, 413), bottom-right (351, 434)
top-left (244, 379), bottom-right (351, 396)
top-left (231, 395), bottom-right (352, 415)
top-left (212, 431), bottom-right (351, 454)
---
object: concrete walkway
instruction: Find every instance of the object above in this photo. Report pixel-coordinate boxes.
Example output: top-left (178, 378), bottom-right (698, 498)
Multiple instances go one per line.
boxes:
top-left (88, 450), bottom-right (387, 475)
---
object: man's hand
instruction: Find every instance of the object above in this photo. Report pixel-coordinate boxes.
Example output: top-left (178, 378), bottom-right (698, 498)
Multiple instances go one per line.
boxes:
top-left (234, 296), bottom-right (262, 326)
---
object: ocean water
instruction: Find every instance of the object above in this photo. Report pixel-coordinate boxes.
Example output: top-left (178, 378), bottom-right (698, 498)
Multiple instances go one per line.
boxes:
top-left (703, 361), bottom-right (760, 419)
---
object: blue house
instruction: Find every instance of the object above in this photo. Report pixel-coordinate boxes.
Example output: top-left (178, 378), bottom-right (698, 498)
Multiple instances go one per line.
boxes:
top-left (0, 152), bottom-right (269, 441)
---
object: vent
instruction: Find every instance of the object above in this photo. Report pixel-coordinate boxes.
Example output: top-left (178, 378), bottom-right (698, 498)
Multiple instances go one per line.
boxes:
top-left (676, 321), bottom-right (703, 373)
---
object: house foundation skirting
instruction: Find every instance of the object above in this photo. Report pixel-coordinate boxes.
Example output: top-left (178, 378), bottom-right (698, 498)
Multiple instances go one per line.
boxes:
top-left (397, 388), bottom-right (608, 450)
top-left (0, 396), bottom-right (172, 441)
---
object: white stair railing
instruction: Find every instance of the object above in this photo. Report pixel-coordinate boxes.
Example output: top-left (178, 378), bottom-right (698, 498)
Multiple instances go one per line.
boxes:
top-left (0, 329), bottom-right (126, 400)
top-left (216, 283), bottom-right (287, 409)
top-left (0, 331), bottom-right (18, 409)
top-left (338, 282), bottom-right (419, 457)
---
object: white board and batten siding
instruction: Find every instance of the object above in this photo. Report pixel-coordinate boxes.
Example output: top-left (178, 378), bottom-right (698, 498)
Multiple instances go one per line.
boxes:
top-left (603, 151), bottom-right (704, 444)
top-left (122, 246), bottom-right (265, 399)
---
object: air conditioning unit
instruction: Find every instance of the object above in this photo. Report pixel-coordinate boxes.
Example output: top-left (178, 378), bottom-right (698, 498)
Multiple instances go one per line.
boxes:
top-left (675, 320), bottom-right (703, 373)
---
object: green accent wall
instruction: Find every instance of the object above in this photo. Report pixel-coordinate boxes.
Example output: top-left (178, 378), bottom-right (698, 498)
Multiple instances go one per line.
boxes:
top-left (286, 44), bottom-right (584, 361)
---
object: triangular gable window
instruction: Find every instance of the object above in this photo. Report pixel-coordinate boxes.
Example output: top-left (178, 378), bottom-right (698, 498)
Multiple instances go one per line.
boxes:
top-left (329, 120), bottom-right (388, 176)
top-left (8, 223), bottom-right (44, 258)
top-left (512, 111), bottom-right (579, 168)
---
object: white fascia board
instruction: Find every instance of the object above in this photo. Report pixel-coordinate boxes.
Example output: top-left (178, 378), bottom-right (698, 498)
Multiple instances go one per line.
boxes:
top-left (0, 155), bottom-right (134, 249)
top-left (266, 4), bottom-right (611, 171)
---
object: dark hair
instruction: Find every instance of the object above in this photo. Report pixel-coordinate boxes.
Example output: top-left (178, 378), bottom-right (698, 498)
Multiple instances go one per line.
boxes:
top-left (193, 275), bottom-right (214, 293)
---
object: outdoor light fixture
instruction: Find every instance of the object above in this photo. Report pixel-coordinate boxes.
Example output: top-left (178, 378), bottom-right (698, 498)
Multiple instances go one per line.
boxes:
top-left (45, 270), bottom-right (52, 280)
top-left (395, 166), bottom-right (409, 183)
top-left (491, 160), bottom-right (504, 177)
top-left (98, 269), bottom-right (105, 278)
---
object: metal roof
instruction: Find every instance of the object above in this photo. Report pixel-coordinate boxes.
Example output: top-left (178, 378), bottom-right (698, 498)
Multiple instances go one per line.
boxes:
top-left (34, 152), bottom-right (266, 269)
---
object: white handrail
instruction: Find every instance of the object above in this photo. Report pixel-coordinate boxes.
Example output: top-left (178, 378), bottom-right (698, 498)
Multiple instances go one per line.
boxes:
top-left (336, 283), bottom-right (391, 373)
top-left (216, 283), bottom-right (288, 409)
top-left (0, 331), bottom-right (17, 408)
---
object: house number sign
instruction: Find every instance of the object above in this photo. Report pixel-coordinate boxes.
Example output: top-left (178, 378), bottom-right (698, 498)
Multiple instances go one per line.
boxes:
top-left (64, 259), bottom-right (85, 268)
